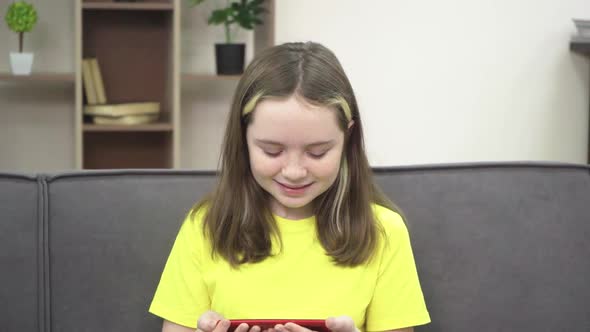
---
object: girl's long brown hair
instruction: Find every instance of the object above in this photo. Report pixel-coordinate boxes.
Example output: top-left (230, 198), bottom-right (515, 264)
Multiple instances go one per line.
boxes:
top-left (191, 42), bottom-right (400, 267)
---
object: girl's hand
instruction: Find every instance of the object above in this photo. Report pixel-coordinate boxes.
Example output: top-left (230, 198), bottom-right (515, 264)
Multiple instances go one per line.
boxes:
top-left (325, 316), bottom-right (358, 332)
top-left (196, 311), bottom-right (261, 332)
top-left (274, 316), bottom-right (358, 332)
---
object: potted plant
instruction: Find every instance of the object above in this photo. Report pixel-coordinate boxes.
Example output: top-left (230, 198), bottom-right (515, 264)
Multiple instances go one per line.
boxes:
top-left (188, 0), bottom-right (266, 75)
top-left (4, 1), bottom-right (38, 75)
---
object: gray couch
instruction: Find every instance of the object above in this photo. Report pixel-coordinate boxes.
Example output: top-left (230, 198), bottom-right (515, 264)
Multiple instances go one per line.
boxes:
top-left (2, 162), bottom-right (589, 332)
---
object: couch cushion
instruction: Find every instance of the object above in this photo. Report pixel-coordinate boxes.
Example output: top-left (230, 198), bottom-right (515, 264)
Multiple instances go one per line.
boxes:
top-left (373, 163), bottom-right (590, 331)
top-left (0, 173), bottom-right (42, 332)
top-left (46, 170), bottom-right (216, 332)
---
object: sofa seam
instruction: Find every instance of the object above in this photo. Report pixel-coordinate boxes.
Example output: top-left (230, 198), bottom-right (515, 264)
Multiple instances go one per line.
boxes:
top-left (36, 175), bottom-right (51, 332)
top-left (35, 176), bottom-right (45, 332)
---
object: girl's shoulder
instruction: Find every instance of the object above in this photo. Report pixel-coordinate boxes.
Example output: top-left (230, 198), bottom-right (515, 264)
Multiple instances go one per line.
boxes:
top-left (187, 203), bottom-right (209, 223)
top-left (178, 203), bottom-right (210, 242)
top-left (371, 203), bottom-right (408, 238)
top-left (174, 203), bottom-right (213, 260)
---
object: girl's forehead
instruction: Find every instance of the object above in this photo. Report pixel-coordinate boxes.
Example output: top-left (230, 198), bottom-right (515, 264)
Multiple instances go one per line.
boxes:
top-left (252, 95), bottom-right (339, 125)
top-left (248, 95), bottom-right (343, 143)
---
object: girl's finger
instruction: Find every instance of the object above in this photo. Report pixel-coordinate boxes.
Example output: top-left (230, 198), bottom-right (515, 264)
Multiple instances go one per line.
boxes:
top-left (284, 322), bottom-right (313, 332)
top-left (213, 319), bottom-right (231, 332)
top-left (235, 322), bottom-right (250, 332)
top-left (197, 311), bottom-right (224, 332)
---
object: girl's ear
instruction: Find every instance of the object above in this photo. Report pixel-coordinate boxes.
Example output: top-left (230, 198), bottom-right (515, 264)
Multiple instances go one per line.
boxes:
top-left (347, 120), bottom-right (355, 131)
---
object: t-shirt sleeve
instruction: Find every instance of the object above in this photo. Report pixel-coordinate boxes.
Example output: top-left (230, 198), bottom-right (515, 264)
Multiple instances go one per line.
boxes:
top-left (365, 209), bottom-right (431, 331)
top-left (148, 211), bottom-right (210, 328)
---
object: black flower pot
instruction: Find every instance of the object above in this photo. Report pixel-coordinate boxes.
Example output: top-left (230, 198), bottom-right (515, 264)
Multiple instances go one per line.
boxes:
top-left (215, 43), bottom-right (245, 75)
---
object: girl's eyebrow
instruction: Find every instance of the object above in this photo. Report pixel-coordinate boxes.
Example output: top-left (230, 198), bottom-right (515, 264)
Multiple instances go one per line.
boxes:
top-left (254, 139), bottom-right (334, 147)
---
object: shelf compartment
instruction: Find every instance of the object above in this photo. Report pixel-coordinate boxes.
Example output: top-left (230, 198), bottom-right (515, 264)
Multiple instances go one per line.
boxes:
top-left (82, 9), bottom-right (172, 106)
top-left (83, 131), bottom-right (173, 169)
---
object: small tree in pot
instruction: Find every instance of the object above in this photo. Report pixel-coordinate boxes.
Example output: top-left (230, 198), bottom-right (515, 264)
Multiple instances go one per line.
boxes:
top-left (188, 0), bottom-right (266, 75)
top-left (5, 1), bottom-right (38, 75)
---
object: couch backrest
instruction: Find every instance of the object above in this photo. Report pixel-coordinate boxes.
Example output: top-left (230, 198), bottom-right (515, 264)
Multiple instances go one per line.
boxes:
top-left (0, 173), bottom-right (43, 332)
top-left (45, 171), bottom-right (217, 332)
top-left (373, 163), bottom-right (590, 331)
top-left (1, 163), bottom-right (589, 332)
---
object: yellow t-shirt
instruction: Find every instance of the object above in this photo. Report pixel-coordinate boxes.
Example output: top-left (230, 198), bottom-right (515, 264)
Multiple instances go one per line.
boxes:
top-left (149, 204), bottom-right (430, 331)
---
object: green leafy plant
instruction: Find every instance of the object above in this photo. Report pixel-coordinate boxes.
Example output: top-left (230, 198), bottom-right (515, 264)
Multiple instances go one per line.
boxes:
top-left (188, 0), bottom-right (266, 44)
top-left (4, 1), bottom-right (38, 53)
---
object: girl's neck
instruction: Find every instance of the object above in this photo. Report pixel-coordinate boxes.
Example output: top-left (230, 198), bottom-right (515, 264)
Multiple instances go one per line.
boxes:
top-left (270, 199), bottom-right (314, 220)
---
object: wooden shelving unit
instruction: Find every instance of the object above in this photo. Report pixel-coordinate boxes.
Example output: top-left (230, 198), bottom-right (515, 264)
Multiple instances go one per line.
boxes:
top-left (77, 0), bottom-right (180, 169)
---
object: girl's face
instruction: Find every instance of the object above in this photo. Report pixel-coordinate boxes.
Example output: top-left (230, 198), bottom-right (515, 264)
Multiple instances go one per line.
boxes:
top-left (246, 94), bottom-right (347, 220)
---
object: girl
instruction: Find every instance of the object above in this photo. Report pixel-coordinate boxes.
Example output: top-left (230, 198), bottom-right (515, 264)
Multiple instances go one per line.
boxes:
top-left (149, 41), bottom-right (430, 332)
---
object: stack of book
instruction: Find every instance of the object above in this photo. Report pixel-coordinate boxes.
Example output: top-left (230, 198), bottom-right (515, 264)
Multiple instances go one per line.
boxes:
top-left (82, 57), bottom-right (160, 125)
top-left (84, 102), bottom-right (160, 125)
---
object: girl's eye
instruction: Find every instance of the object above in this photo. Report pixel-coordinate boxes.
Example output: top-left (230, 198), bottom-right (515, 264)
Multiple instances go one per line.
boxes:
top-left (308, 151), bottom-right (327, 159)
top-left (263, 150), bottom-right (282, 157)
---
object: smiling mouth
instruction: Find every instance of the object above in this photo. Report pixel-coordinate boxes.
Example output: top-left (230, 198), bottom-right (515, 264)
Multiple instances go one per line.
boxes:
top-left (275, 181), bottom-right (313, 189)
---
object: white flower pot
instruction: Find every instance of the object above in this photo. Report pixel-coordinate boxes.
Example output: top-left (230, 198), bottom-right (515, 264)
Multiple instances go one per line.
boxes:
top-left (10, 52), bottom-right (34, 75)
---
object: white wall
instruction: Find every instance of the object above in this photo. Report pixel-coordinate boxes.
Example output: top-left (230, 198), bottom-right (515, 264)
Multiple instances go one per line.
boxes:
top-left (276, 0), bottom-right (590, 166)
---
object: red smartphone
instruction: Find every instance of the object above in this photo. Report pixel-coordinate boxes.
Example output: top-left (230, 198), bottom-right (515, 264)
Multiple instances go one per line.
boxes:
top-left (227, 319), bottom-right (329, 332)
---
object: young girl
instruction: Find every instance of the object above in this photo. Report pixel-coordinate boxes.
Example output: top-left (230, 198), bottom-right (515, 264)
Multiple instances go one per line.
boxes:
top-left (149, 42), bottom-right (430, 332)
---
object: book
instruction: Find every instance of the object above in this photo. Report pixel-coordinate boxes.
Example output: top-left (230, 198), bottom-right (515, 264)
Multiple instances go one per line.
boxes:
top-left (92, 114), bottom-right (159, 125)
top-left (89, 58), bottom-right (107, 104)
top-left (84, 102), bottom-right (160, 117)
top-left (82, 59), bottom-right (98, 104)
